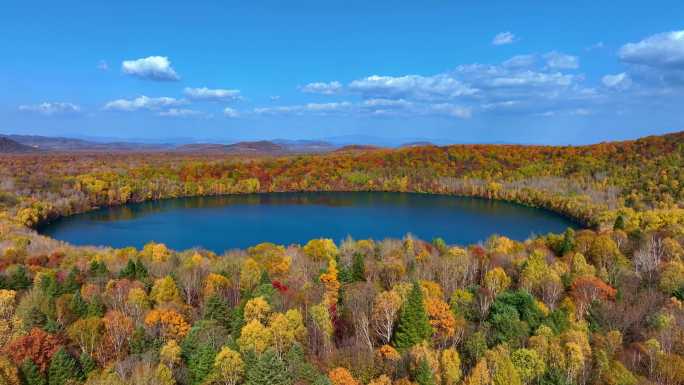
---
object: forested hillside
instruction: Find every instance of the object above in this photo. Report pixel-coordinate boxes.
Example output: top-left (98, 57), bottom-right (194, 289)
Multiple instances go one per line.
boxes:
top-left (0, 132), bottom-right (683, 385)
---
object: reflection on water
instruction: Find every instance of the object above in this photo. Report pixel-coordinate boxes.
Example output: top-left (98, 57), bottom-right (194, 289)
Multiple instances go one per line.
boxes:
top-left (40, 192), bottom-right (578, 252)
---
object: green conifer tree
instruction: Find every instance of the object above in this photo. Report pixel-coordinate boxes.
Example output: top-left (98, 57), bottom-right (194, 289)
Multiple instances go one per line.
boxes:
top-left (188, 344), bottom-right (216, 385)
top-left (79, 353), bottom-right (96, 377)
top-left (414, 358), bottom-right (435, 385)
top-left (48, 349), bottom-right (81, 385)
top-left (203, 295), bottom-right (232, 331)
top-left (392, 282), bottom-right (432, 349)
top-left (20, 359), bottom-right (46, 385)
top-left (246, 350), bottom-right (292, 385)
top-left (351, 253), bottom-right (365, 282)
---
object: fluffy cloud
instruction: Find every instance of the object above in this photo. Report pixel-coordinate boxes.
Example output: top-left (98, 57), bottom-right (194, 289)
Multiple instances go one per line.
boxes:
top-left (299, 81), bottom-right (343, 95)
top-left (121, 56), bottom-right (180, 81)
top-left (349, 74), bottom-right (477, 100)
top-left (619, 30), bottom-right (684, 69)
top-left (104, 96), bottom-right (184, 111)
top-left (492, 32), bottom-right (516, 45)
top-left (223, 107), bottom-right (239, 118)
top-left (184, 87), bottom-right (242, 101)
top-left (18, 102), bottom-right (81, 116)
top-left (544, 51), bottom-right (579, 69)
top-left (602, 72), bottom-right (632, 90)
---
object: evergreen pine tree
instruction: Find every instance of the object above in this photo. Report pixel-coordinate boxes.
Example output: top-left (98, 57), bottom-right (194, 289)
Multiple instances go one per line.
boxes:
top-left (392, 282), bottom-right (432, 349)
top-left (79, 353), bottom-right (96, 377)
top-left (69, 291), bottom-right (88, 318)
top-left (88, 261), bottom-right (109, 277)
top-left (414, 358), bottom-right (435, 385)
top-left (188, 344), bottom-right (216, 385)
top-left (48, 349), bottom-right (81, 385)
top-left (351, 252), bottom-right (365, 282)
top-left (9, 265), bottom-right (31, 290)
top-left (246, 350), bottom-right (292, 385)
top-left (61, 268), bottom-right (80, 294)
top-left (613, 215), bottom-right (626, 231)
top-left (203, 295), bottom-right (232, 331)
top-left (119, 259), bottom-right (137, 279)
top-left (134, 259), bottom-right (148, 279)
top-left (558, 228), bottom-right (575, 255)
top-left (20, 359), bottom-right (46, 385)
top-left (86, 296), bottom-right (105, 317)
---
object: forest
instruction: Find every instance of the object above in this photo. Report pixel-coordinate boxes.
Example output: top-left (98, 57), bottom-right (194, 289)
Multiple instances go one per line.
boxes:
top-left (0, 131), bottom-right (683, 385)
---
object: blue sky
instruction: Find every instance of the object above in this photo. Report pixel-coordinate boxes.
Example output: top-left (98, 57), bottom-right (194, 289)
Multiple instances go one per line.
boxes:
top-left (2, 0), bottom-right (684, 144)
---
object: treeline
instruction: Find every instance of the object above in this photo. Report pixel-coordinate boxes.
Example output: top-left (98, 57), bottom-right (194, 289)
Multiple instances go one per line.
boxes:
top-left (1, 131), bottom-right (683, 229)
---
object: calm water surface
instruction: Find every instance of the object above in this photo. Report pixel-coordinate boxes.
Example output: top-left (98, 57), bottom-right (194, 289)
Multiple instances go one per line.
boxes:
top-left (39, 192), bottom-right (577, 252)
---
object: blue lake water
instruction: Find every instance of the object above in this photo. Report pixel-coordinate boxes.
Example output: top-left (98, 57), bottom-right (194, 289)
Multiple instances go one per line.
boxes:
top-left (38, 192), bottom-right (577, 252)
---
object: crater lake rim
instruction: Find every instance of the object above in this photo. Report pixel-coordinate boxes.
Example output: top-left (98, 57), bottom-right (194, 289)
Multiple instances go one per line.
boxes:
top-left (38, 191), bottom-right (579, 252)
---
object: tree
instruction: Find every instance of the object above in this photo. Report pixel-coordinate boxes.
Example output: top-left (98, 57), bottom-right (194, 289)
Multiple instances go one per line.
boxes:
top-left (462, 359), bottom-right (491, 385)
top-left (144, 309), bottom-right (190, 340)
top-left (47, 349), bottom-right (81, 385)
top-left (372, 290), bottom-right (402, 344)
top-left (203, 295), bottom-right (232, 330)
top-left (511, 349), bottom-right (545, 384)
top-left (303, 239), bottom-right (338, 262)
top-left (425, 297), bottom-right (458, 346)
top-left (0, 356), bottom-right (20, 385)
top-left (237, 319), bottom-right (272, 354)
top-left (483, 268), bottom-right (511, 296)
top-left (210, 346), bottom-right (244, 385)
top-left (351, 253), bottom-right (365, 282)
top-left (392, 282), bottom-right (432, 349)
top-left (66, 316), bottom-right (103, 358)
top-left (160, 339), bottom-right (182, 369)
top-left (188, 344), bottom-right (217, 385)
top-left (414, 358), bottom-right (435, 385)
top-left (150, 276), bottom-right (183, 306)
top-left (246, 350), bottom-right (292, 385)
top-left (20, 359), bottom-right (46, 385)
top-left (5, 328), bottom-right (60, 372)
top-left (244, 296), bottom-right (271, 323)
top-left (328, 367), bottom-right (358, 385)
top-left (440, 348), bottom-right (462, 385)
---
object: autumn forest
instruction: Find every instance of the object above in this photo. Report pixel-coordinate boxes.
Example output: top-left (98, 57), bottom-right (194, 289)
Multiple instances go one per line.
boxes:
top-left (0, 131), bottom-right (684, 385)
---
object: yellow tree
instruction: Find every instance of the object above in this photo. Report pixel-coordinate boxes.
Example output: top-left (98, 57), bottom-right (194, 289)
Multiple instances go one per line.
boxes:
top-left (247, 243), bottom-right (292, 278)
top-left (160, 339), bottom-right (182, 369)
top-left (144, 309), bottom-right (190, 340)
top-left (244, 296), bottom-right (271, 323)
top-left (372, 290), bottom-right (402, 344)
top-left (303, 238), bottom-right (338, 262)
top-left (239, 258), bottom-right (261, 291)
top-left (210, 346), bottom-right (244, 385)
top-left (440, 348), bottom-right (462, 385)
top-left (483, 267), bottom-right (511, 296)
top-left (150, 276), bottom-right (183, 306)
top-left (237, 319), bottom-right (272, 354)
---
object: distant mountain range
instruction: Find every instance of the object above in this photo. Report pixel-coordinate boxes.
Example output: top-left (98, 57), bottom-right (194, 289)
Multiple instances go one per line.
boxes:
top-left (0, 133), bottom-right (446, 154)
top-left (0, 137), bottom-right (39, 153)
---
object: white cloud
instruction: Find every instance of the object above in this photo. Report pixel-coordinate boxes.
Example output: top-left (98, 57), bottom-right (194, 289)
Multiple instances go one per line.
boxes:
top-left (601, 72), bottom-right (632, 90)
top-left (429, 104), bottom-right (472, 118)
top-left (224, 107), bottom-right (240, 118)
top-left (269, 96), bottom-right (281, 101)
top-left (299, 81), bottom-right (343, 95)
top-left (619, 30), bottom-right (684, 69)
top-left (349, 74), bottom-right (477, 100)
top-left (104, 96), bottom-right (185, 111)
top-left (492, 32), bottom-right (516, 46)
top-left (19, 102), bottom-right (81, 116)
top-left (502, 54), bottom-right (536, 68)
top-left (184, 87), bottom-right (242, 101)
top-left (544, 51), bottom-right (579, 69)
top-left (254, 102), bottom-right (353, 116)
top-left (121, 56), bottom-right (180, 81)
top-left (158, 108), bottom-right (205, 118)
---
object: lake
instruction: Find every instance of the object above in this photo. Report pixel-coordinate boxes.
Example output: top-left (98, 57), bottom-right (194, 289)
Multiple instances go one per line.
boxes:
top-left (39, 192), bottom-right (577, 252)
